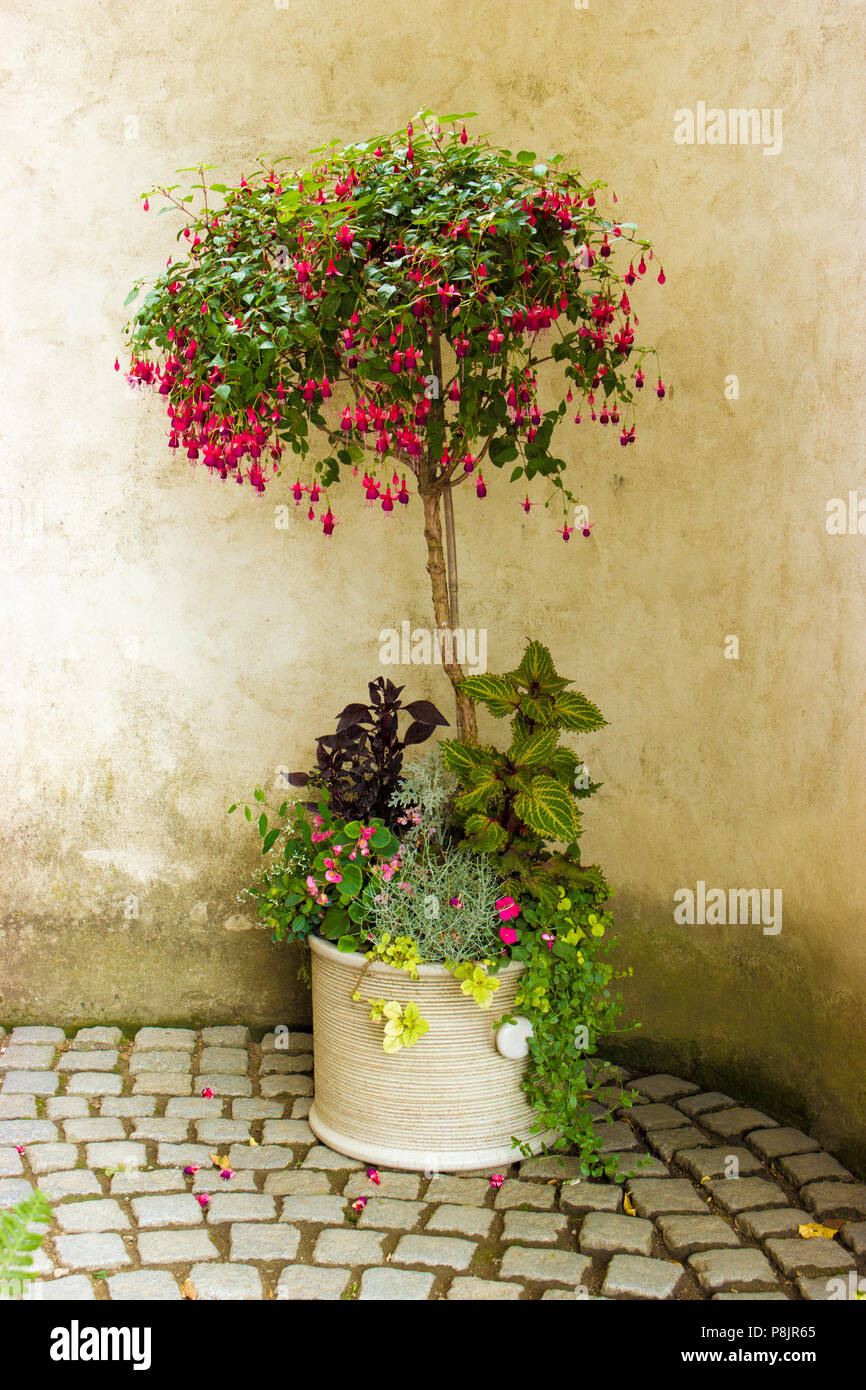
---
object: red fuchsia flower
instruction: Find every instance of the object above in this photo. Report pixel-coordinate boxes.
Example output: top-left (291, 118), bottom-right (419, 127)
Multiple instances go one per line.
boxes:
top-left (657, 268), bottom-right (666, 284)
top-left (582, 522), bottom-right (595, 538)
top-left (449, 896), bottom-right (463, 908)
top-left (635, 369), bottom-right (645, 389)
top-left (496, 896), bottom-right (520, 921)
top-left (460, 125), bottom-right (468, 145)
top-left (142, 198), bottom-right (149, 212)
top-left (352, 1197), bottom-right (367, 1213)
top-left (476, 474), bottom-right (487, 499)
top-left (14, 1145), bottom-right (25, 1155)
top-left (114, 357), bottom-right (120, 372)
top-left (499, 925), bottom-right (518, 945)
top-left (381, 487), bottom-right (394, 513)
top-left (453, 335), bottom-right (469, 359)
top-left (561, 524), bottom-right (575, 542)
top-left (336, 225), bottom-right (354, 250)
top-left (196, 1193), bottom-right (210, 1208)
top-left (397, 476), bottom-right (410, 505)
top-left (489, 1173), bottom-right (505, 1189)
top-left (201, 1087), bottom-right (214, 1099)
top-left (366, 1167), bottom-right (381, 1185)
top-left (321, 510), bottom-right (336, 536)
top-left (183, 1164), bottom-right (199, 1175)
top-left (462, 454), bottom-right (476, 474)
top-left (522, 495), bottom-right (532, 514)
top-left (656, 379), bottom-right (666, 398)
top-left (219, 1168), bottom-right (234, 1181)
top-left (487, 328), bottom-right (504, 355)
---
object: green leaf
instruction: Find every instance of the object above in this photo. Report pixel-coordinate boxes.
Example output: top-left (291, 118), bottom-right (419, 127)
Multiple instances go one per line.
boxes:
top-left (460, 673), bottom-right (520, 712)
top-left (319, 906), bottom-right (350, 940)
top-left (514, 640), bottom-right (558, 687)
top-left (553, 691), bottom-right (607, 732)
top-left (515, 150), bottom-right (537, 165)
top-left (337, 934), bottom-right (359, 953)
top-left (258, 813), bottom-right (268, 837)
top-left (510, 728), bottom-right (559, 767)
top-left (439, 740), bottom-right (497, 775)
top-left (338, 862), bottom-right (363, 897)
top-left (515, 776), bottom-right (578, 842)
top-left (123, 287), bottom-right (140, 307)
top-left (261, 828), bottom-right (280, 854)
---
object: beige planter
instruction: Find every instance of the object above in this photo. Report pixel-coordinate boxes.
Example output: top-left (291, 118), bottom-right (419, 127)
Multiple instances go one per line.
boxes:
top-left (308, 933), bottom-right (558, 1171)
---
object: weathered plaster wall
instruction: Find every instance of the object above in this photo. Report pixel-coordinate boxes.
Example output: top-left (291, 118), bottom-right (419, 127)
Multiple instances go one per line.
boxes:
top-left (1, 1), bottom-right (864, 1167)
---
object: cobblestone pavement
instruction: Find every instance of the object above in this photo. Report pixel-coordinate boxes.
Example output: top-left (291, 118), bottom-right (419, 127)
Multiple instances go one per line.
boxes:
top-left (1, 1024), bottom-right (864, 1301)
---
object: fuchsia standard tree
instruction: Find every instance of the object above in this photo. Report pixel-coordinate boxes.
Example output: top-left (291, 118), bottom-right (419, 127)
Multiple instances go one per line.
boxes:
top-left (123, 111), bottom-right (665, 741)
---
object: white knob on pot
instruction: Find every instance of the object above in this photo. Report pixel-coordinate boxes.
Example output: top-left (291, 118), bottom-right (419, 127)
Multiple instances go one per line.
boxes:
top-left (496, 1016), bottom-right (534, 1059)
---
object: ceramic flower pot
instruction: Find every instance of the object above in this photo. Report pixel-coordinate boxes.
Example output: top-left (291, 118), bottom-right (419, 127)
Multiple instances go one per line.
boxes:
top-left (307, 933), bottom-right (558, 1171)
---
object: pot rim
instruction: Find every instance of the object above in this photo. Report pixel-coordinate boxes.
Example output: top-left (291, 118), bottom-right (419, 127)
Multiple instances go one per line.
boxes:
top-left (308, 930), bottom-right (523, 979)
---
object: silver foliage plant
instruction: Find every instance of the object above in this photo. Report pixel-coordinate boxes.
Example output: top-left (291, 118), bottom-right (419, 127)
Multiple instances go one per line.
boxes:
top-left (365, 746), bottom-right (506, 963)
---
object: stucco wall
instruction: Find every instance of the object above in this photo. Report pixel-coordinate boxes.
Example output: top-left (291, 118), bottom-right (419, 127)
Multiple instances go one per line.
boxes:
top-left (1, 1), bottom-right (864, 1169)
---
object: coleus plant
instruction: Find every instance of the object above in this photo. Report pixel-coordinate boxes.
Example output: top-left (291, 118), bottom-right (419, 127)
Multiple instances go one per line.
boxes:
top-left (123, 111), bottom-right (666, 740)
top-left (287, 676), bottom-right (448, 823)
top-left (440, 639), bottom-right (607, 905)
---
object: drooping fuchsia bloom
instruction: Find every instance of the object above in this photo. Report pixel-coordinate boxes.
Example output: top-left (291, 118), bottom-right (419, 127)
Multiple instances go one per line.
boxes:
top-left (561, 524), bottom-right (574, 542)
top-left (582, 522), bottom-right (595, 538)
top-left (336, 225), bottom-right (354, 250)
top-left (352, 1197), bottom-right (367, 1213)
top-left (366, 1167), bottom-right (381, 1185)
top-left (183, 1164), bottom-right (200, 1175)
top-left (489, 1173), bottom-right (505, 1189)
top-left (321, 510), bottom-right (336, 537)
top-left (460, 125), bottom-right (468, 145)
top-left (196, 1193), bottom-right (210, 1208)
top-left (656, 379), bottom-right (666, 398)
top-left (495, 897), bottom-right (520, 922)
top-left (522, 495), bottom-right (532, 514)
top-left (487, 328), bottom-right (504, 354)
top-left (220, 1168), bottom-right (234, 1181)
top-left (449, 896), bottom-right (463, 909)
top-left (499, 925), bottom-right (518, 946)
top-left (476, 474), bottom-right (487, 500)
top-left (14, 1145), bottom-right (25, 1155)
top-left (201, 1087), bottom-right (214, 1099)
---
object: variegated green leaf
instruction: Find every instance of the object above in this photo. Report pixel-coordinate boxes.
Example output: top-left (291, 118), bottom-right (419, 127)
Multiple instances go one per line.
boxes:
top-left (460, 673), bottom-right (520, 711)
top-left (439, 739), bottom-right (497, 775)
top-left (509, 728), bottom-right (559, 767)
top-left (463, 814), bottom-right (509, 852)
top-left (515, 775), bottom-right (578, 841)
top-left (553, 690), bottom-right (607, 731)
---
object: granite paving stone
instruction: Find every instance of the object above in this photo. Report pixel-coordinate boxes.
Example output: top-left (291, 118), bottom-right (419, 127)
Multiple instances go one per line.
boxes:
top-left (66, 1073), bottom-right (123, 1096)
top-left (677, 1092), bottom-right (737, 1118)
top-left (166, 1098), bottom-right (225, 1119)
top-left (138, 1230), bottom-right (220, 1264)
top-left (33, 1275), bottom-right (96, 1300)
top-left (493, 1180), bottom-right (557, 1211)
top-left (657, 1214), bottom-right (742, 1258)
top-left (196, 1074), bottom-right (252, 1097)
top-left (560, 1183), bottom-right (623, 1216)
top-left (262, 1031), bottom-right (313, 1052)
top-left (8, 1027), bottom-right (65, 1045)
top-left (747, 1127), bottom-right (822, 1161)
top-left (195, 1121), bottom-right (251, 1145)
top-left (201, 1027), bottom-right (250, 1047)
top-left (132, 1073), bottom-right (193, 1096)
top-left (232, 1099), bottom-right (284, 1120)
top-left (776, 1151), bottom-right (854, 1186)
top-left (447, 1277), bottom-right (524, 1300)
top-left (279, 1195), bottom-right (347, 1224)
top-left (73, 1027), bottom-right (123, 1051)
top-left (131, 1195), bottom-right (204, 1227)
top-left (579, 1211), bottom-right (654, 1257)
top-left (55, 1234), bottom-right (131, 1270)
top-left (0, 1120), bottom-right (59, 1144)
top-left (64, 1118), bottom-right (127, 1143)
top-left (131, 1119), bottom-right (191, 1143)
top-left (603, 1255), bottom-right (685, 1299)
top-left (188, 1264), bottom-right (263, 1299)
top-left (499, 1247), bottom-right (591, 1285)
top-left (357, 1198), bottom-right (426, 1230)
top-left (706, 1176), bottom-right (793, 1216)
top-left (0, 1179), bottom-right (30, 1207)
top-left (633, 1074), bottom-right (701, 1103)
top-left (110, 1170), bottom-right (186, 1196)
top-left (86, 1141), bottom-right (148, 1169)
top-left (630, 1103), bottom-right (694, 1133)
top-left (0, 1044), bottom-right (57, 1071)
top-left (55, 1198), bottom-right (131, 1233)
top-left (206, 1194), bottom-right (277, 1223)
top-left (359, 1267), bottom-right (435, 1299)
top-left (260, 1075), bottom-right (312, 1098)
top-left (133, 1028), bottom-right (196, 1051)
top-left (736, 1206), bottom-right (813, 1241)
top-left (26, 1143), bottom-right (79, 1174)
top-left (840, 1222), bottom-right (866, 1257)
top-left (0, 1095), bottom-right (37, 1118)
top-left (0, 1148), bottom-right (24, 1177)
top-left (302, 1145), bottom-right (364, 1171)
top-left (265, 1170), bottom-right (331, 1197)
top-left (314, 1228), bottom-right (388, 1266)
top-left (502, 1211), bottom-right (569, 1245)
top-left (703, 1108), bottom-right (779, 1141)
top-left (594, 1121), bottom-right (640, 1153)
top-left (108, 1270), bottom-right (181, 1300)
top-left (260, 1053), bottom-right (314, 1074)
top-left (39, 1170), bottom-right (103, 1200)
top-left (229, 1222), bottom-right (301, 1262)
top-left (424, 1176), bottom-right (490, 1206)
top-left (626, 1179), bottom-right (710, 1218)
top-left (260, 1119), bottom-right (315, 1145)
top-left (58, 1051), bottom-right (119, 1072)
top-left (392, 1234), bottom-right (477, 1270)
top-left (199, 1047), bottom-right (249, 1074)
top-left (2, 1071), bottom-right (60, 1095)
top-left (425, 1204), bottom-right (496, 1239)
top-left (648, 1126), bottom-right (713, 1162)
top-left (688, 1247), bottom-right (782, 1294)
top-left (765, 1236), bottom-right (856, 1280)
top-left (801, 1183), bottom-right (866, 1221)
top-left (101, 1097), bottom-right (157, 1117)
top-left (676, 1146), bottom-right (763, 1182)
top-left (276, 1265), bottom-right (350, 1299)
top-left (47, 1097), bottom-right (90, 1118)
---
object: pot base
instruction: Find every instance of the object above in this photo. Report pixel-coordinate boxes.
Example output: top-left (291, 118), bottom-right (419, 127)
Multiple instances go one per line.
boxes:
top-left (308, 1101), bottom-right (558, 1173)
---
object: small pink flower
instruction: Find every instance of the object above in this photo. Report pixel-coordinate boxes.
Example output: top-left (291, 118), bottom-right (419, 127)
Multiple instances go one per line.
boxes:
top-left (366, 1167), bottom-right (381, 1185)
top-left (449, 896), bottom-right (463, 908)
top-left (490, 1173), bottom-right (505, 1189)
top-left (219, 1168), bottom-right (234, 1181)
top-left (14, 1145), bottom-right (25, 1156)
top-left (495, 896), bottom-right (520, 922)
top-left (183, 1164), bottom-right (199, 1175)
top-left (352, 1196), bottom-right (367, 1212)
top-left (325, 869), bottom-right (342, 884)
top-left (196, 1193), bottom-right (210, 1207)
top-left (499, 925), bottom-right (518, 945)
top-left (306, 875), bottom-right (319, 895)
top-left (201, 1087), bottom-right (214, 1099)
top-left (541, 932), bottom-right (556, 951)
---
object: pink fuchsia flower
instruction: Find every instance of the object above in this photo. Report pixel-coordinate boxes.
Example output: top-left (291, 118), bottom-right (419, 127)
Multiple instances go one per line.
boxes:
top-left (196, 1193), bottom-right (210, 1207)
top-left (183, 1164), bottom-right (200, 1175)
top-left (219, 1168), bottom-right (235, 1181)
top-left (541, 932), bottom-right (556, 951)
top-left (449, 896), bottom-right (463, 908)
top-left (366, 1167), bottom-right (381, 1185)
top-left (499, 925), bottom-right (518, 946)
top-left (352, 1196), bottom-right (367, 1212)
top-left (201, 1087), bottom-right (214, 1099)
top-left (14, 1145), bottom-right (25, 1156)
top-left (495, 897), bottom-right (520, 922)
top-left (489, 1173), bottom-right (505, 1189)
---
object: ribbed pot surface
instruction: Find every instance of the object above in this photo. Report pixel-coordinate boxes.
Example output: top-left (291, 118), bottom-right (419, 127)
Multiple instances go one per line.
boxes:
top-left (308, 934), bottom-right (557, 1171)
